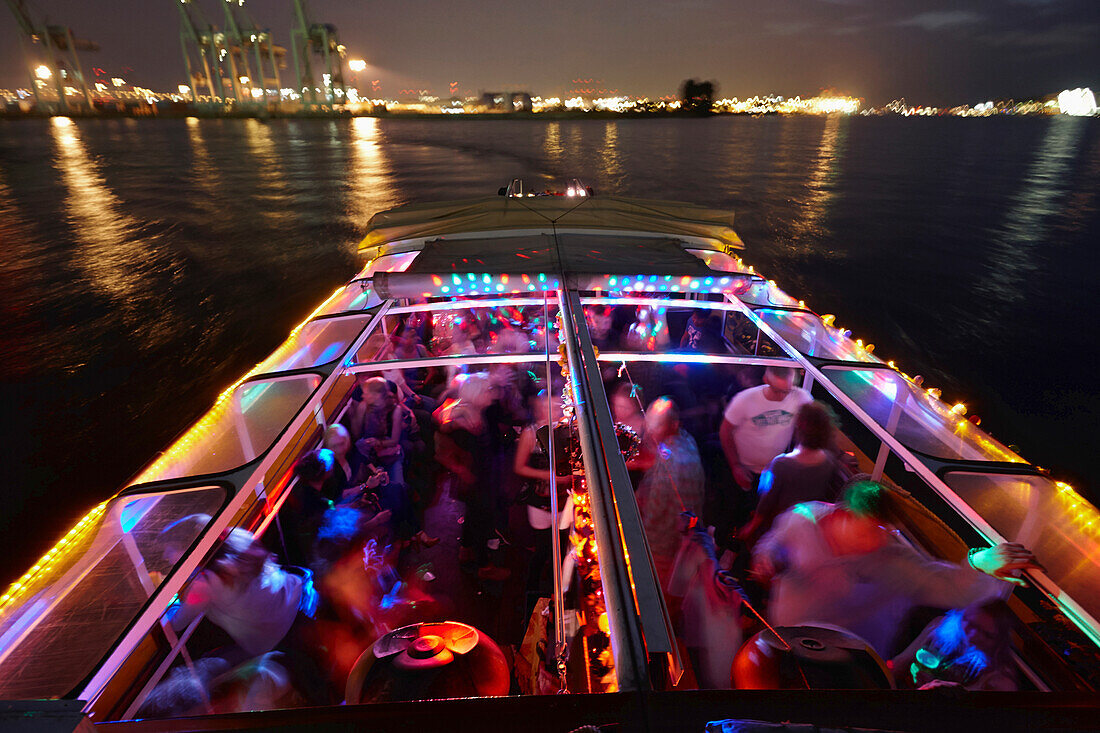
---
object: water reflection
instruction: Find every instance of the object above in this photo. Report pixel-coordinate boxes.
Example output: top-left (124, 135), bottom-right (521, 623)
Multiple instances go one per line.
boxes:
top-left (185, 117), bottom-right (226, 211)
top-left (49, 117), bottom-right (174, 340)
top-left (347, 117), bottom-right (397, 231)
top-left (243, 119), bottom-right (295, 227)
top-left (599, 122), bottom-right (623, 189)
top-left (977, 116), bottom-right (1087, 309)
top-left (788, 115), bottom-right (845, 250)
top-left (544, 122), bottom-right (562, 169)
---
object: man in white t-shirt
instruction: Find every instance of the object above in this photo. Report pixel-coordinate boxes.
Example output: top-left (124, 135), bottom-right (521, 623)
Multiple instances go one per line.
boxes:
top-left (720, 366), bottom-right (812, 490)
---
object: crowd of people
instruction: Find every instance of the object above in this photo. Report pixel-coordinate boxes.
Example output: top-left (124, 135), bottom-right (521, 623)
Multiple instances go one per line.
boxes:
top-left (144, 303), bottom-right (1041, 714)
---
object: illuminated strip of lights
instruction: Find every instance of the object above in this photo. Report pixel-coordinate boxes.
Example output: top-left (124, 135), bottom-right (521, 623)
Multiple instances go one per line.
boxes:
top-left (1054, 481), bottom-right (1100, 539)
top-left (387, 296), bottom-right (549, 315)
top-left (0, 501), bottom-right (109, 616)
top-left (373, 272), bottom-right (761, 300)
top-left (579, 273), bottom-right (755, 294)
top-left (594, 351), bottom-right (795, 367)
top-left (580, 296), bottom-right (745, 312)
top-left (0, 281), bottom-right (349, 607)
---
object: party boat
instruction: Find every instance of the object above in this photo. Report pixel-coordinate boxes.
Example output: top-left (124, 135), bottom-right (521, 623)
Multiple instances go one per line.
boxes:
top-left (1, 182), bottom-right (1098, 732)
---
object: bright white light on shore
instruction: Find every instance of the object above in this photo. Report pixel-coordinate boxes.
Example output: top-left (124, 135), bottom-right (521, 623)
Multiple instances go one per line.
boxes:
top-left (348, 59), bottom-right (366, 72)
top-left (239, 76), bottom-right (250, 84)
top-left (250, 87), bottom-right (263, 98)
top-left (112, 77), bottom-right (125, 87)
top-left (1057, 88), bottom-right (1096, 116)
top-left (178, 84), bottom-right (191, 94)
top-left (35, 65), bottom-right (52, 80)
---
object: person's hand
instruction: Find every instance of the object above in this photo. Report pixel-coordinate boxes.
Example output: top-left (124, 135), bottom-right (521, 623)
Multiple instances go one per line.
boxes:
top-left (969, 542), bottom-right (1042, 585)
top-left (366, 470), bottom-right (388, 489)
top-left (732, 464), bottom-right (753, 491)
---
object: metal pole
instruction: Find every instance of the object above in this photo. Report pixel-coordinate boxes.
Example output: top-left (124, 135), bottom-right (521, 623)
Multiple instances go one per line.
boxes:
top-left (543, 292), bottom-right (567, 687)
top-left (558, 288), bottom-right (651, 692)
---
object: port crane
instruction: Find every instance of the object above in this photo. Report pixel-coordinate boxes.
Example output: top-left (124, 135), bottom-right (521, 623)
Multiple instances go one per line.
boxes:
top-left (221, 0), bottom-right (286, 106)
top-left (177, 0), bottom-right (225, 103)
top-left (5, 0), bottom-right (98, 112)
top-left (290, 0), bottom-right (346, 107)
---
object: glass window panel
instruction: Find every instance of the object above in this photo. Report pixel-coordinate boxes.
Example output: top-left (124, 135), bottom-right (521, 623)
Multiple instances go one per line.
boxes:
top-left (356, 304), bottom-right (560, 365)
top-left (0, 488), bottom-right (225, 699)
top-left (130, 375), bottom-right (322, 485)
top-left (583, 303), bottom-right (783, 357)
top-left (755, 309), bottom-right (877, 362)
top-left (822, 368), bottom-right (1024, 463)
top-left (944, 472), bottom-right (1100, 625)
top-left (315, 282), bottom-right (380, 317)
top-left (366, 251), bottom-right (419, 276)
top-left (253, 316), bottom-right (371, 375)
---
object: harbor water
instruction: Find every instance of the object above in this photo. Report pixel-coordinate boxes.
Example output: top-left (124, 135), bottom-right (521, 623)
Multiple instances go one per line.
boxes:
top-left (0, 115), bottom-right (1097, 585)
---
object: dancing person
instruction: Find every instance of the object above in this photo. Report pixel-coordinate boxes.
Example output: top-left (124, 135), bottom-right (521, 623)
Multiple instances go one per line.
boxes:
top-left (635, 397), bottom-right (706, 586)
top-left (720, 365), bottom-right (812, 491)
top-left (752, 480), bottom-right (1041, 658)
top-left (739, 401), bottom-right (845, 545)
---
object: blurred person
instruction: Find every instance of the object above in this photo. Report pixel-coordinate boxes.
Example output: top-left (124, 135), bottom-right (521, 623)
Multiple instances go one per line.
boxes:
top-left (625, 305), bottom-right (670, 351)
top-left (160, 515), bottom-right (331, 704)
top-left (720, 365), bottom-right (812, 491)
top-left (323, 424), bottom-right (387, 502)
top-left (435, 372), bottom-right (508, 578)
top-left (752, 480), bottom-right (1041, 658)
top-left (679, 309), bottom-right (723, 352)
top-left (667, 512), bottom-right (747, 689)
top-left (635, 397), bottom-right (706, 586)
top-left (739, 401), bottom-right (845, 545)
top-left (514, 390), bottom-right (574, 600)
top-left (893, 599), bottom-right (1019, 691)
top-left (348, 376), bottom-right (408, 486)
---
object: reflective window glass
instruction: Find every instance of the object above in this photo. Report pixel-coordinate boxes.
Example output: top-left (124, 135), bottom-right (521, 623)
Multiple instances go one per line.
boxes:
top-left (944, 472), bottom-right (1100, 627)
top-left (755, 309), bottom-right (877, 362)
top-left (822, 368), bottom-right (1023, 463)
top-left (130, 375), bottom-right (322, 485)
top-left (0, 488), bottom-right (225, 699)
top-left (254, 316), bottom-right (371, 374)
top-left (315, 282), bottom-right (380, 317)
top-left (582, 303), bottom-right (782, 357)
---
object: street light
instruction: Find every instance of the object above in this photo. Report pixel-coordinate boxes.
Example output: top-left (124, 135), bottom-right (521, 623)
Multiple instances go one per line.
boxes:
top-left (35, 65), bottom-right (52, 80)
top-left (348, 59), bottom-right (366, 72)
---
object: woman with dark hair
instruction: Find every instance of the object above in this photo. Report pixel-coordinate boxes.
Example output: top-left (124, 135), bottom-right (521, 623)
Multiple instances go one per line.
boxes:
top-left (739, 401), bottom-right (846, 545)
top-left (893, 599), bottom-right (1019, 690)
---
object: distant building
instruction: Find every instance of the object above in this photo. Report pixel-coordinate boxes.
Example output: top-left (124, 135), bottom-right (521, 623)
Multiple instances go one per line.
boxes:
top-left (478, 91), bottom-right (532, 113)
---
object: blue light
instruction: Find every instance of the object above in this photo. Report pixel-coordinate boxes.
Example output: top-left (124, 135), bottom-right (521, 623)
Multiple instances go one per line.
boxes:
top-left (120, 497), bottom-right (154, 533)
top-left (757, 469), bottom-right (774, 496)
top-left (316, 341), bottom-right (344, 364)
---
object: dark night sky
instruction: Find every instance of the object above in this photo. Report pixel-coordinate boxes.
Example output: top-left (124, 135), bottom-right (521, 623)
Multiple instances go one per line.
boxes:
top-left (1, 0), bottom-right (1098, 105)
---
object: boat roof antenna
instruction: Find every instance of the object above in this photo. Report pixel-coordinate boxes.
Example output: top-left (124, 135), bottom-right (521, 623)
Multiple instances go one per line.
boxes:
top-left (499, 178), bottom-right (524, 197)
top-left (567, 178), bottom-right (595, 197)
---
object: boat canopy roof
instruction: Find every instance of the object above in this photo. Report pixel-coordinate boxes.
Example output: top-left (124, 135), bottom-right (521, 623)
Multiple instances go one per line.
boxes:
top-left (407, 233), bottom-right (714, 275)
top-left (357, 195), bottom-right (744, 255)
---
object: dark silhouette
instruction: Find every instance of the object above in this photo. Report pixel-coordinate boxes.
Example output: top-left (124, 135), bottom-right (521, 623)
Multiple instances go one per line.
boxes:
top-left (680, 79), bottom-right (717, 114)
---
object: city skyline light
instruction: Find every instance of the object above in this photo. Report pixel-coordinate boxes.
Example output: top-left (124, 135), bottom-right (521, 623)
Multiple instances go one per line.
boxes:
top-left (1, 0), bottom-right (1097, 106)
